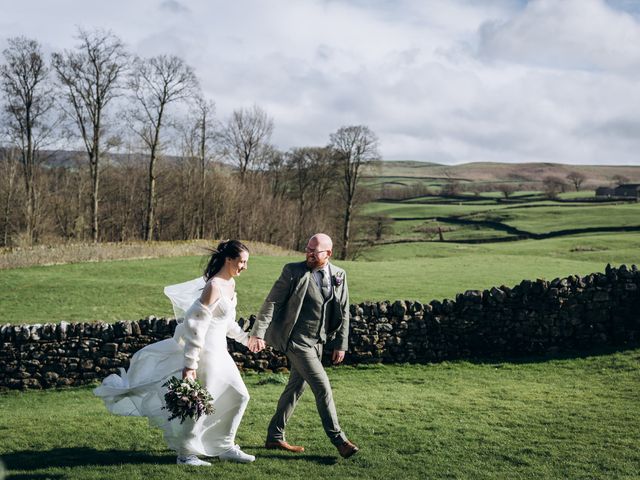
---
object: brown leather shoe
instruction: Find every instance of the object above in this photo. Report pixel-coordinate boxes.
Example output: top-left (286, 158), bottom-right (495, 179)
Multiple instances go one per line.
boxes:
top-left (337, 440), bottom-right (359, 458)
top-left (265, 440), bottom-right (305, 453)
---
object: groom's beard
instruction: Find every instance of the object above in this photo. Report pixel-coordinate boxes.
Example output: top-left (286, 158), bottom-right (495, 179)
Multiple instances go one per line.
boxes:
top-left (306, 257), bottom-right (328, 270)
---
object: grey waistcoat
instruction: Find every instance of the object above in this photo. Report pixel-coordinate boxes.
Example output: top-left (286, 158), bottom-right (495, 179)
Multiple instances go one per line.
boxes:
top-left (289, 274), bottom-right (333, 348)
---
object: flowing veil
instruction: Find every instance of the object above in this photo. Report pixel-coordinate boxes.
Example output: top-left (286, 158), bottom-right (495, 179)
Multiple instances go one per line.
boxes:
top-left (164, 276), bottom-right (207, 321)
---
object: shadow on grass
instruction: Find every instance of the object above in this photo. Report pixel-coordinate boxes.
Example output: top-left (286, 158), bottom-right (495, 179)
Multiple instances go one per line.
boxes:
top-left (465, 344), bottom-right (640, 366)
top-left (252, 451), bottom-right (338, 465)
top-left (346, 344), bottom-right (640, 369)
top-left (2, 448), bottom-right (173, 471)
top-left (8, 475), bottom-right (65, 480)
top-left (2, 447), bottom-right (339, 472)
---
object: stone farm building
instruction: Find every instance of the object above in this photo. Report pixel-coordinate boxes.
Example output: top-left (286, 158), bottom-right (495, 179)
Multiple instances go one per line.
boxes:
top-left (595, 184), bottom-right (640, 200)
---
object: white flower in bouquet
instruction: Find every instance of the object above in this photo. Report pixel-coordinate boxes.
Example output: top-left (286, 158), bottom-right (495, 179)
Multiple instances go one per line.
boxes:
top-left (162, 376), bottom-right (215, 423)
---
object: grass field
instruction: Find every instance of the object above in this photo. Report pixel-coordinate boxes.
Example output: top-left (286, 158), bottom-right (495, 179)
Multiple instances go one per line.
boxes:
top-left (465, 203), bottom-right (640, 234)
top-left (1, 350), bottom-right (639, 480)
top-left (363, 198), bottom-right (640, 245)
top-left (363, 201), bottom-right (502, 218)
top-left (2, 172), bottom-right (640, 480)
top-left (363, 160), bottom-right (640, 185)
top-left (359, 231), bottom-right (640, 262)
top-left (388, 218), bottom-right (513, 241)
top-left (2, 232), bottom-right (639, 325)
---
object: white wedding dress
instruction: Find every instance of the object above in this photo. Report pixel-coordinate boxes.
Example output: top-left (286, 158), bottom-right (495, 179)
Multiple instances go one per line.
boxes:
top-left (94, 277), bottom-right (250, 457)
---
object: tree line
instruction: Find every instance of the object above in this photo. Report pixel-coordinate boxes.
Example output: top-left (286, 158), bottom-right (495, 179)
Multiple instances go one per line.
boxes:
top-left (0, 29), bottom-right (380, 259)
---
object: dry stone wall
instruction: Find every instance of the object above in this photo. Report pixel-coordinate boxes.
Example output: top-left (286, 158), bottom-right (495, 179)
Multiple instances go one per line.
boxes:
top-left (1, 264), bottom-right (639, 390)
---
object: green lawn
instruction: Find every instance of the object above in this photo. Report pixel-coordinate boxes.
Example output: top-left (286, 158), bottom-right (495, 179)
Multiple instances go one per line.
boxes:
top-left (558, 190), bottom-right (596, 200)
top-left (1, 232), bottom-right (639, 325)
top-left (476, 190), bottom-right (542, 199)
top-left (365, 200), bottom-right (640, 244)
top-left (363, 202), bottom-right (504, 218)
top-left (2, 193), bottom-right (640, 479)
top-left (359, 231), bottom-right (640, 263)
top-left (478, 203), bottom-right (640, 234)
top-left (384, 218), bottom-right (513, 241)
top-left (1, 351), bottom-right (639, 480)
top-left (0, 255), bottom-right (299, 324)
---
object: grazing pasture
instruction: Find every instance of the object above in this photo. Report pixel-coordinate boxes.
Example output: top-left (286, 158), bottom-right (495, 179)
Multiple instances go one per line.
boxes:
top-left (1, 162), bottom-right (639, 479)
top-left (1, 232), bottom-right (639, 325)
top-left (1, 352), bottom-right (639, 480)
top-left (465, 203), bottom-right (640, 234)
top-left (363, 160), bottom-right (640, 185)
top-left (364, 197), bottom-right (640, 244)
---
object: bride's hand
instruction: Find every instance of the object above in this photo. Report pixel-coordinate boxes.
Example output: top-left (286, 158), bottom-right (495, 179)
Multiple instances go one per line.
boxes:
top-left (248, 336), bottom-right (266, 353)
top-left (182, 367), bottom-right (197, 380)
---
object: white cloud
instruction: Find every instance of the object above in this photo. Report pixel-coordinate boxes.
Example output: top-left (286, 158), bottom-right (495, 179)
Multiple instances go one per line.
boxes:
top-left (478, 0), bottom-right (640, 72)
top-left (1, 0), bottom-right (640, 164)
top-left (160, 0), bottom-right (190, 14)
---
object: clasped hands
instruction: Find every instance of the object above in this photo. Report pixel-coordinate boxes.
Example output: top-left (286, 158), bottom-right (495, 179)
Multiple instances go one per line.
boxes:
top-left (248, 336), bottom-right (266, 353)
top-left (247, 336), bottom-right (345, 364)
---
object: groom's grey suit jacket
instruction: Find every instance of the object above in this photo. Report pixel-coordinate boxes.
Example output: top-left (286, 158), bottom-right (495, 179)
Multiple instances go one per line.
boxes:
top-left (251, 261), bottom-right (350, 352)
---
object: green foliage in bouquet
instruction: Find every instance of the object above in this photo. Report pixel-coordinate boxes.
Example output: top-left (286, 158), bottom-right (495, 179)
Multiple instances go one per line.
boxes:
top-left (162, 376), bottom-right (214, 424)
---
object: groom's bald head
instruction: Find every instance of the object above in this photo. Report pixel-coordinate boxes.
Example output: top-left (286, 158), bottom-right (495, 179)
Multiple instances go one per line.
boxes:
top-left (310, 233), bottom-right (332, 250)
top-left (305, 233), bottom-right (333, 269)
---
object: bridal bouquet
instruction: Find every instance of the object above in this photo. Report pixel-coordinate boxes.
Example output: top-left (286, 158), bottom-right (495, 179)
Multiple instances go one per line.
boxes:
top-left (162, 376), bottom-right (215, 423)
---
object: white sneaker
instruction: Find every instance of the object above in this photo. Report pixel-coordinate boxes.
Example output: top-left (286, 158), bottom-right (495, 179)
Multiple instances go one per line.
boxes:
top-left (177, 455), bottom-right (212, 466)
top-left (218, 445), bottom-right (256, 463)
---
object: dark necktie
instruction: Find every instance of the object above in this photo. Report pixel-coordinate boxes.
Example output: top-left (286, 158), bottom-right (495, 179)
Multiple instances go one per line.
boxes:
top-left (318, 269), bottom-right (330, 299)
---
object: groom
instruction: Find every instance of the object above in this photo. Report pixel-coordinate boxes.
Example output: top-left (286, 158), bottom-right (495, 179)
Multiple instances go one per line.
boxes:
top-left (248, 233), bottom-right (359, 458)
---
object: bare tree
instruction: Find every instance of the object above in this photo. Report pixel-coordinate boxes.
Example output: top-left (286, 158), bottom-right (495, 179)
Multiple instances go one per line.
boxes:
top-left (52, 28), bottom-right (128, 242)
top-left (0, 37), bottom-right (57, 244)
top-left (372, 215), bottom-right (393, 241)
top-left (497, 183), bottom-right (517, 199)
top-left (330, 125), bottom-right (380, 260)
top-left (0, 146), bottom-right (19, 245)
top-left (129, 54), bottom-right (198, 241)
top-left (177, 95), bottom-right (216, 238)
top-left (101, 145), bottom-right (146, 242)
top-left (195, 97), bottom-right (216, 238)
top-left (264, 145), bottom-right (288, 199)
top-left (440, 179), bottom-right (462, 196)
top-left (611, 174), bottom-right (630, 187)
top-left (218, 105), bottom-right (274, 183)
top-left (542, 176), bottom-right (567, 199)
top-left (566, 171), bottom-right (587, 192)
top-left (49, 160), bottom-right (86, 240)
top-left (287, 146), bottom-right (336, 250)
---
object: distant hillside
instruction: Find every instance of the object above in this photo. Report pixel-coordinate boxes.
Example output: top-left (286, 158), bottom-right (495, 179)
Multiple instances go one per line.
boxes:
top-left (3, 148), bottom-right (638, 187)
top-left (366, 161), bottom-right (640, 186)
top-left (0, 147), bottom-right (235, 173)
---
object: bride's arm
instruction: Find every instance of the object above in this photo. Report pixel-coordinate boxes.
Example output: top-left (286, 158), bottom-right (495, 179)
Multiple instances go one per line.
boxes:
top-left (183, 282), bottom-right (219, 375)
top-left (226, 317), bottom-right (249, 346)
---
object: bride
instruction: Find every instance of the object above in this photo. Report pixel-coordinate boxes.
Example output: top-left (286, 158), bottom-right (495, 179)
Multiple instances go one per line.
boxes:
top-left (94, 240), bottom-right (255, 466)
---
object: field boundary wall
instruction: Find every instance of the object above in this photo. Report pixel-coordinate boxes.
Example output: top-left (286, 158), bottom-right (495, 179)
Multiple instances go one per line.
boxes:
top-left (1, 264), bottom-right (638, 390)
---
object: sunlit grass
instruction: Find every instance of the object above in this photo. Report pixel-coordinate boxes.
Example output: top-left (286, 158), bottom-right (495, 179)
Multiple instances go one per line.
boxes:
top-left (363, 201), bottom-right (504, 218)
top-left (2, 232), bottom-right (639, 325)
top-left (2, 351), bottom-right (639, 480)
top-left (469, 203), bottom-right (640, 234)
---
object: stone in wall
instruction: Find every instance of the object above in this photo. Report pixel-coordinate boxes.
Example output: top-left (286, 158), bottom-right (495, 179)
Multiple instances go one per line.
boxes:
top-left (0, 264), bottom-right (639, 390)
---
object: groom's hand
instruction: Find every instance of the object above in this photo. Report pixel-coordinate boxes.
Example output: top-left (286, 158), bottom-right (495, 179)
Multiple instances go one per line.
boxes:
top-left (332, 350), bottom-right (345, 364)
top-left (248, 336), bottom-right (266, 353)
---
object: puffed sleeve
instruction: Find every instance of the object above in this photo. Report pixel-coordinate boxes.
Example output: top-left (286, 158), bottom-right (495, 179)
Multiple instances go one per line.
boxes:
top-left (226, 318), bottom-right (249, 346)
top-left (183, 301), bottom-right (213, 370)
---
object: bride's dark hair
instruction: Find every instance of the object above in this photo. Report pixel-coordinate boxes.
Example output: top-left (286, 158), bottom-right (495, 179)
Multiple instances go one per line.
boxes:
top-left (204, 240), bottom-right (249, 280)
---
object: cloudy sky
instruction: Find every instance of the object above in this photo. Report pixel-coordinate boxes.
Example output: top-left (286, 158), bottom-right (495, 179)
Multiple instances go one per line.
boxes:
top-left (2, 0), bottom-right (640, 165)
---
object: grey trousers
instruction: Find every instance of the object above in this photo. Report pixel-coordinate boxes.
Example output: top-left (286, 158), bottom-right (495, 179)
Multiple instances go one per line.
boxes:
top-left (266, 341), bottom-right (347, 446)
